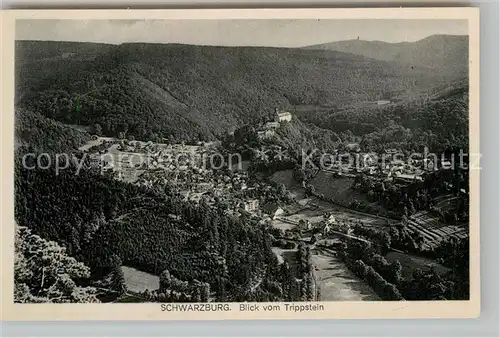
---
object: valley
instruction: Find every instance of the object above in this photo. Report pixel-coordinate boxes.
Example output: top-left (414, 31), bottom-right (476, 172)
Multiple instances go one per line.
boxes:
top-left (13, 33), bottom-right (470, 304)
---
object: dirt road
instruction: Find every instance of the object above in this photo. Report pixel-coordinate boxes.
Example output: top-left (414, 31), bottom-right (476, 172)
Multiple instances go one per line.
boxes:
top-left (311, 249), bottom-right (379, 301)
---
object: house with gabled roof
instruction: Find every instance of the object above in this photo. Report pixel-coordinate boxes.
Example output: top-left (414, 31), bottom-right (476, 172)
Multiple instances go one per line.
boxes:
top-left (262, 202), bottom-right (284, 219)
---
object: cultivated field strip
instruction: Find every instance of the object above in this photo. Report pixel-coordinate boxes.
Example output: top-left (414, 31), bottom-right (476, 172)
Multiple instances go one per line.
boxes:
top-left (407, 211), bottom-right (468, 249)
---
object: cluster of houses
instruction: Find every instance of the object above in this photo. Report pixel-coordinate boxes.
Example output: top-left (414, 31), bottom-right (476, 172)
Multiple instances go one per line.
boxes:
top-left (375, 149), bottom-right (453, 183)
top-left (85, 135), bottom-right (296, 223)
top-left (323, 147), bottom-right (454, 184)
top-left (256, 109), bottom-right (293, 140)
top-left (133, 148), bottom-right (291, 223)
top-left (86, 138), bottom-right (224, 186)
top-left (295, 212), bottom-right (340, 236)
top-left (116, 139), bottom-right (158, 153)
top-left (138, 161), bottom-right (254, 203)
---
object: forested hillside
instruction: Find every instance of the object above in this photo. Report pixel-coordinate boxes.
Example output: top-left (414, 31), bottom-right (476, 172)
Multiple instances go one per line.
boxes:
top-left (14, 148), bottom-right (296, 302)
top-left (16, 40), bottom-right (466, 143)
top-left (15, 108), bottom-right (90, 153)
top-left (14, 102), bottom-right (296, 302)
top-left (274, 118), bottom-right (343, 153)
top-left (304, 35), bottom-right (468, 76)
top-left (297, 79), bottom-right (469, 152)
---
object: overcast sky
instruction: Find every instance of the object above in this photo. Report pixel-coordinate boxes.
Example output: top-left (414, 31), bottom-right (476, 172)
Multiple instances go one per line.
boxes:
top-left (16, 19), bottom-right (468, 47)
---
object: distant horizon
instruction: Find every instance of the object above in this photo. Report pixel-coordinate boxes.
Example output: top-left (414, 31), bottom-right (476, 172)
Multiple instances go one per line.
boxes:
top-left (16, 19), bottom-right (468, 47)
top-left (15, 33), bottom-right (468, 49)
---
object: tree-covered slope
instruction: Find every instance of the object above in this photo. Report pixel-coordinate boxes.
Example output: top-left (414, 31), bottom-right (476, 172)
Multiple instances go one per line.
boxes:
top-left (16, 40), bottom-right (466, 143)
top-left (298, 79), bottom-right (469, 151)
top-left (304, 35), bottom-right (468, 75)
top-left (15, 108), bottom-right (90, 153)
top-left (14, 161), bottom-right (294, 302)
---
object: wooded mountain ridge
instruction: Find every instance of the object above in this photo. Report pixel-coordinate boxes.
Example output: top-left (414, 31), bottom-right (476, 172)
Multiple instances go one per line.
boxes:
top-left (303, 34), bottom-right (468, 74)
top-left (16, 36), bottom-right (467, 143)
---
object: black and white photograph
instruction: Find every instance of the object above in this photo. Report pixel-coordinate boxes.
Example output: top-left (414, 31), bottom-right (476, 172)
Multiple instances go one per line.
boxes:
top-left (2, 8), bottom-right (480, 319)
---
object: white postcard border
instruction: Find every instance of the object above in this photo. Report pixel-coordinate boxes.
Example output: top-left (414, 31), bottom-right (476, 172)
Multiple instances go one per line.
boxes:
top-left (0, 7), bottom-right (480, 321)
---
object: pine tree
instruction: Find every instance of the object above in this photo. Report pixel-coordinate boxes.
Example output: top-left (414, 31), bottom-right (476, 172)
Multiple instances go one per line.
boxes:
top-left (307, 275), bottom-right (315, 301)
top-left (160, 269), bottom-right (172, 290)
top-left (14, 226), bottom-right (99, 303)
top-left (200, 282), bottom-right (210, 302)
top-left (109, 255), bottom-right (126, 295)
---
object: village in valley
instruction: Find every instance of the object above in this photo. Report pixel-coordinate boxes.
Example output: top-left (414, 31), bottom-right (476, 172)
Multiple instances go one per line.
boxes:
top-left (12, 19), bottom-right (473, 308)
top-left (76, 107), bottom-right (469, 302)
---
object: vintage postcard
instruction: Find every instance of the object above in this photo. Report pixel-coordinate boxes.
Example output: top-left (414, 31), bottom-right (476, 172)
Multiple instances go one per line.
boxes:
top-left (1, 8), bottom-right (480, 321)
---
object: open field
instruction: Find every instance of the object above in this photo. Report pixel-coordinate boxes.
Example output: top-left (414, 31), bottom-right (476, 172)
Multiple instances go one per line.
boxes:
top-left (272, 219), bottom-right (298, 232)
top-left (278, 198), bottom-right (393, 229)
top-left (311, 171), bottom-right (388, 214)
top-left (121, 266), bottom-right (160, 293)
top-left (104, 144), bottom-right (147, 183)
top-left (312, 248), bottom-right (379, 301)
top-left (385, 251), bottom-right (450, 279)
top-left (433, 194), bottom-right (460, 211)
top-left (314, 198), bottom-right (394, 227)
top-left (272, 244), bottom-right (378, 301)
top-left (311, 173), bottom-right (366, 203)
top-left (271, 170), bottom-right (394, 228)
top-left (79, 137), bottom-right (149, 183)
top-left (78, 136), bottom-right (115, 151)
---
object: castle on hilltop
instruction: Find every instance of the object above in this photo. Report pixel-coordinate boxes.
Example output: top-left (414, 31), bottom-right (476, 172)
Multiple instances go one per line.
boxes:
top-left (271, 107), bottom-right (292, 123)
top-left (257, 108), bottom-right (293, 140)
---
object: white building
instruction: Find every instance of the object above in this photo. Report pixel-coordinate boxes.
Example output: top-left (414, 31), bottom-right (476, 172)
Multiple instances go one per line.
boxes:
top-left (277, 111), bottom-right (292, 122)
top-left (257, 129), bottom-right (275, 139)
top-left (244, 199), bottom-right (260, 212)
top-left (377, 100), bottom-right (391, 105)
top-left (395, 173), bottom-right (424, 183)
top-left (323, 213), bottom-right (336, 225)
top-left (102, 161), bottom-right (114, 171)
top-left (264, 122), bottom-right (280, 130)
top-left (263, 203), bottom-right (285, 219)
